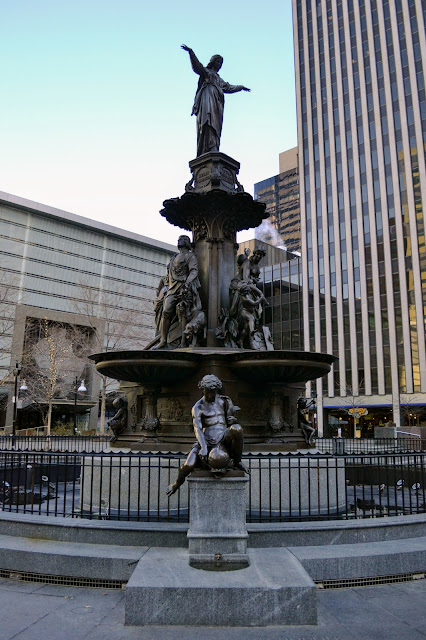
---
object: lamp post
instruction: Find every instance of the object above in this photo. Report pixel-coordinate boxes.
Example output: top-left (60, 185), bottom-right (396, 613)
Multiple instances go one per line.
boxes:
top-left (311, 391), bottom-right (317, 432)
top-left (73, 377), bottom-right (87, 435)
top-left (12, 362), bottom-right (22, 437)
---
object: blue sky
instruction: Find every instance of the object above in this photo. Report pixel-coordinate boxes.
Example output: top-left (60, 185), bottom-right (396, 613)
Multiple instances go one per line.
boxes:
top-left (0, 0), bottom-right (297, 245)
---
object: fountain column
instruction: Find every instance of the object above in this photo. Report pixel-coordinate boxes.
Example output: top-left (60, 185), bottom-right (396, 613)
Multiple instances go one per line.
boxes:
top-left (161, 151), bottom-right (266, 348)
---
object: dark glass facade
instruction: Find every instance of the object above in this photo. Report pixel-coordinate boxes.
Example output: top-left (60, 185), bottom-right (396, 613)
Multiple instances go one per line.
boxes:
top-left (260, 257), bottom-right (304, 351)
top-left (254, 161), bottom-right (301, 253)
top-left (238, 240), bottom-right (304, 350)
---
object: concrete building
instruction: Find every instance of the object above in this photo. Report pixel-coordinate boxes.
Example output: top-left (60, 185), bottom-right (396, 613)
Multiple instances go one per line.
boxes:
top-left (293, 0), bottom-right (426, 434)
top-left (0, 190), bottom-right (175, 429)
top-left (254, 148), bottom-right (301, 253)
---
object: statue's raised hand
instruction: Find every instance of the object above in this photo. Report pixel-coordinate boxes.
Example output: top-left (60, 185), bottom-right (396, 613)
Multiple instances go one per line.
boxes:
top-left (181, 44), bottom-right (192, 52)
top-left (241, 87), bottom-right (251, 92)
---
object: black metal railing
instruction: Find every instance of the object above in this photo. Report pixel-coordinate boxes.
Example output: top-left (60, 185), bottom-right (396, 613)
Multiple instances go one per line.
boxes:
top-left (0, 436), bottom-right (111, 453)
top-left (2, 436), bottom-right (422, 456)
top-left (0, 451), bottom-right (425, 523)
top-left (316, 437), bottom-right (423, 454)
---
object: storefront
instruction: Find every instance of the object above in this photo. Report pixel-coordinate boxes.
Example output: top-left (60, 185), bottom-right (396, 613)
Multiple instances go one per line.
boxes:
top-left (324, 406), bottom-right (396, 438)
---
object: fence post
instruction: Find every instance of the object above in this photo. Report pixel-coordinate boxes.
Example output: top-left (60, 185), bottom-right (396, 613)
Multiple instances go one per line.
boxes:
top-left (333, 438), bottom-right (345, 455)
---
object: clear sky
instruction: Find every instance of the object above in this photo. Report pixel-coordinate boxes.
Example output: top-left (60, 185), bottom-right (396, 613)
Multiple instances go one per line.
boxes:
top-left (0, 0), bottom-right (297, 246)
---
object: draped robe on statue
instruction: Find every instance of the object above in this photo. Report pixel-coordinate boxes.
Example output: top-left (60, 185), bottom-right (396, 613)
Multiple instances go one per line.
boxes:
top-left (188, 52), bottom-right (245, 156)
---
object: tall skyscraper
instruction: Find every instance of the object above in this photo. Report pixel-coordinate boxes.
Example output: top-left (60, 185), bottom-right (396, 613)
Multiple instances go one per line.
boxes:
top-left (254, 148), bottom-right (301, 253)
top-left (293, 0), bottom-right (426, 433)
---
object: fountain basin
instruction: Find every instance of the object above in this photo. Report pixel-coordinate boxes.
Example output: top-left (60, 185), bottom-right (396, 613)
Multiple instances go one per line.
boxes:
top-left (89, 349), bottom-right (336, 385)
top-left (89, 349), bottom-right (337, 451)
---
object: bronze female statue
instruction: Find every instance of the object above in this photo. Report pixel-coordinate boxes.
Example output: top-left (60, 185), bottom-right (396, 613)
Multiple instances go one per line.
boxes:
top-left (181, 45), bottom-right (250, 156)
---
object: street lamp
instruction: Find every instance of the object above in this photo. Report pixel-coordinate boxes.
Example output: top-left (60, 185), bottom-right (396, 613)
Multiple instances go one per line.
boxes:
top-left (73, 377), bottom-right (87, 435)
top-left (12, 362), bottom-right (22, 437)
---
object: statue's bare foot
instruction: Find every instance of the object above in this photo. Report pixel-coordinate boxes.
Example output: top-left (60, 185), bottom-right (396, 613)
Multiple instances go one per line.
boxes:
top-left (153, 341), bottom-right (167, 350)
top-left (166, 483), bottom-right (178, 497)
top-left (236, 461), bottom-right (250, 475)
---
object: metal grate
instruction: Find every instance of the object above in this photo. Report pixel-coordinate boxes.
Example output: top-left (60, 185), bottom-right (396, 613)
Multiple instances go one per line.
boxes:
top-left (316, 572), bottom-right (426, 590)
top-left (0, 568), bottom-right (126, 590)
top-left (1, 568), bottom-right (424, 592)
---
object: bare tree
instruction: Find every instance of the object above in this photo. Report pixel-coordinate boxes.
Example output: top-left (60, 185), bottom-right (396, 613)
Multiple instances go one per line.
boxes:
top-left (71, 279), bottom-right (153, 434)
top-left (21, 318), bottom-right (92, 434)
top-left (335, 382), bottom-right (368, 437)
top-left (400, 395), bottom-right (426, 429)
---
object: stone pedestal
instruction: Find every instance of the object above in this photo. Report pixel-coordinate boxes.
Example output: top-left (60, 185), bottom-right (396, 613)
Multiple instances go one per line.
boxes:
top-left (187, 152), bottom-right (243, 194)
top-left (187, 471), bottom-right (249, 570)
top-left (125, 547), bottom-right (317, 627)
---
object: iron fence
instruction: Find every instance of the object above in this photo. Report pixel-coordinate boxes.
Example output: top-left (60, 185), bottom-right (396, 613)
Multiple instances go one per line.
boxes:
top-left (0, 436), bottom-right (111, 453)
top-left (0, 450), bottom-right (425, 523)
top-left (2, 436), bottom-right (423, 456)
top-left (2, 436), bottom-right (422, 456)
top-left (316, 437), bottom-right (423, 454)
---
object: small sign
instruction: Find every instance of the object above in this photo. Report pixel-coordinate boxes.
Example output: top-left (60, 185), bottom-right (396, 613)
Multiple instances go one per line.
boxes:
top-left (348, 407), bottom-right (369, 419)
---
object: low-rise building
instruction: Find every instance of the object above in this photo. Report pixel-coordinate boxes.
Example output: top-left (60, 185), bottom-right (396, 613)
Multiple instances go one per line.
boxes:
top-left (0, 190), bottom-right (174, 429)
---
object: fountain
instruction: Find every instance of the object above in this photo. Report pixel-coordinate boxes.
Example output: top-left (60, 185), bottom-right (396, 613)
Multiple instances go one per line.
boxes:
top-left (90, 155), bottom-right (335, 452)
top-left (87, 45), bottom-right (340, 626)
top-left (87, 43), bottom-right (339, 521)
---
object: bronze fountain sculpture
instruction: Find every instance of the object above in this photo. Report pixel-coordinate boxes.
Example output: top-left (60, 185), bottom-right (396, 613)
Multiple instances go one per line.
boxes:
top-left (88, 50), bottom-right (338, 623)
top-left (166, 374), bottom-right (248, 497)
top-left (90, 46), bottom-right (336, 454)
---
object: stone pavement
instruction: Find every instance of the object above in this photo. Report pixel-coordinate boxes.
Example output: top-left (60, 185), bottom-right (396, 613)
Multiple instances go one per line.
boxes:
top-left (0, 577), bottom-right (425, 639)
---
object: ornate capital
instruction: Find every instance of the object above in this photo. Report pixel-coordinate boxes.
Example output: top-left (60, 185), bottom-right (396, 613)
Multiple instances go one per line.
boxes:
top-left (161, 189), bottom-right (266, 234)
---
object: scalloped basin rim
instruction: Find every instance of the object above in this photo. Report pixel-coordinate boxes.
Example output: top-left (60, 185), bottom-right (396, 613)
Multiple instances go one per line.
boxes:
top-left (89, 349), bottom-right (337, 363)
top-left (89, 349), bottom-right (337, 384)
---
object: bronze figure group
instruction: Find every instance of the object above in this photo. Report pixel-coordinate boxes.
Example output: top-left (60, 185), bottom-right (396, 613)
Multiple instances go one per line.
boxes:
top-left (216, 247), bottom-right (274, 351)
top-left (154, 235), bottom-right (204, 349)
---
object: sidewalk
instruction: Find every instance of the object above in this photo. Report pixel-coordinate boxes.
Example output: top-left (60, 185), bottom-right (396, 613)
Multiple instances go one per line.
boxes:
top-left (0, 577), bottom-right (425, 639)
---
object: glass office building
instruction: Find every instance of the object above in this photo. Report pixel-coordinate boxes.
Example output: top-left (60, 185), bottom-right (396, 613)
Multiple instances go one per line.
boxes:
top-left (254, 148), bottom-right (302, 253)
top-left (238, 239), bottom-right (304, 351)
top-left (293, 0), bottom-right (426, 433)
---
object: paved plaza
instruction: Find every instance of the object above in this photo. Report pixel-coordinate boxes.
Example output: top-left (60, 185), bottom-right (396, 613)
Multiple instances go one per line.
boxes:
top-left (0, 576), bottom-right (425, 639)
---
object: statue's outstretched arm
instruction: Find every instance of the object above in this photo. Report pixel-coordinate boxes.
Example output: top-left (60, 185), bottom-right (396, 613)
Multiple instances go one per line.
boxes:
top-left (222, 82), bottom-right (251, 94)
top-left (181, 44), bottom-right (205, 76)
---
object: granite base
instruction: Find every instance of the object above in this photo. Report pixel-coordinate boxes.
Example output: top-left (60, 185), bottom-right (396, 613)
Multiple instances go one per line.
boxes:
top-left (125, 547), bottom-right (317, 626)
top-left (187, 471), bottom-right (249, 570)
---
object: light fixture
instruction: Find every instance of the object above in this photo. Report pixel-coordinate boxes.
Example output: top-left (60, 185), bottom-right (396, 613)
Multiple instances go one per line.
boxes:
top-left (20, 380), bottom-right (28, 391)
top-left (74, 377), bottom-right (86, 435)
top-left (12, 361), bottom-right (22, 437)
